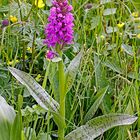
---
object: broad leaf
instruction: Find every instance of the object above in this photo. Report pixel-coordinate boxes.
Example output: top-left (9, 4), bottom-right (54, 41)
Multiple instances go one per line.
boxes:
top-left (52, 57), bottom-right (62, 62)
top-left (48, 63), bottom-right (59, 102)
top-left (8, 67), bottom-right (59, 112)
top-left (127, 72), bottom-right (140, 81)
top-left (103, 8), bottom-right (117, 16)
top-left (94, 53), bottom-right (109, 88)
top-left (90, 16), bottom-right (100, 30)
top-left (0, 96), bottom-right (16, 140)
top-left (106, 26), bottom-right (118, 34)
top-left (103, 60), bottom-right (123, 74)
top-left (65, 114), bottom-right (137, 140)
top-left (100, 0), bottom-right (112, 4)
top-left (84, 86), bottom-right (108, 122)
top-left (65, 51), bottom-right (83, 93)
top-left (121, 44), bottom-right (134, 56)
top-left (37, 133), bottom-right (52, 140)
top-left (103, 61), bottom-right (140, 81)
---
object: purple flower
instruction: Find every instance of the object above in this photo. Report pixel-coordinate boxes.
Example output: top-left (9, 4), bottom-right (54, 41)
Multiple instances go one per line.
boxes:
top-left (44, 0), bottom-right (74, 48)
top-left (46, 50), bottom-right (56, 59)
top-left (2, 19), bottom-right (9, 27)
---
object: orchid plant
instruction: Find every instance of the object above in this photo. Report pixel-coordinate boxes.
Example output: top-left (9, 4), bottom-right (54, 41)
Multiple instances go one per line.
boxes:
top-left (43, 0), bottom-right (74, 139)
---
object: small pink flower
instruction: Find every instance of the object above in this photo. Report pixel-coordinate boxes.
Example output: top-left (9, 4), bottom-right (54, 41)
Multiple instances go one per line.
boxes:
top-left (2, 19), bottom-right (9, 27)
top-left (44, 0), bottom-right (74, 48)
top-left (46, 50), bottom-right (56, 59)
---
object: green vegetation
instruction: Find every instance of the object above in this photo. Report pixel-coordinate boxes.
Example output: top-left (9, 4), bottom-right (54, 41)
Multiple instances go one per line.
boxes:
top-left (0, 0), bottom-right (140, 139)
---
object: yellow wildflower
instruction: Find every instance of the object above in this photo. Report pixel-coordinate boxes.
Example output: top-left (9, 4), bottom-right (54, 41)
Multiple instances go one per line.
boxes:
top-left (100, 35), bottom-right (105, 39)
top-left (7, 61), bottom-right (13, 65)
top-left (120, 47), bottom-right (124, 52)
top-left (21, 55), bottom-right (28, 60)
top-left (117, 23), bottom-right (125, 28)
top-left (137, 25), bottom-right (140, 29)
top-left (15, 59), bottom-right (19, 63)
top-left (35, 0), bottom-right (45, 8)
top-left (10, 15), bottom-right (18, 23)
top-left (137, 34), bottom-right (140, 39)
top-left (35, 74), bottom-right (42, 82)
top-left (132, 12), bottom-right (139, 18)
top-left (27, 47), bottom-right (32, 53)
top-left (7, 59), bottom-right (19, 65)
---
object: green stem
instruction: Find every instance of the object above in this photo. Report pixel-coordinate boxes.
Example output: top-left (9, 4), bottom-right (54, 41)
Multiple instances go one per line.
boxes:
top-left (22, 43), bottom-right (26, 70)
top-left (17, 0), bottom-right (25, 70)
top-left (57, 47), bottom-right (66, 140)
top-left (25, 4), bottom-right (34, 21)
top-left (31, 32), bottom-right (36, 66)
top-left (29, 47), bottom-right (46, 74)
top-left (42, 61), bottom-right (51, 89)
top-left (0, 28), bottom-right (6, 57)
top-left (17, 0), bottom-right (23, 21)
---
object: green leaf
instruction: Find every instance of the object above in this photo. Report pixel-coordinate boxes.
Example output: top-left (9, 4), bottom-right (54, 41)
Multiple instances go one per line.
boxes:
top-left (127, 72), bottom-right (140, 81)
top-left (24, 127), bottom-right (36, 140)
top-left (94, 53), bottom-right (108, 88)
top-left (0, 6), bottom-right (9, 12)
top-left (121, 44), bottom-right (134, 56)
top-left (90, 16), bottom-right (100, 30)
top-left (37, 133), bottom-right (52, 140)
top-left (106, 26), bottom-right (118, 34)
top-left (10, 95), bottom-right (23, 140)
top-left (48, 63), bottom-right (59, 102)
top-left (10, 109), bottom-right (22, 140)
top-left (103, 60), bottom-right (140, 81)
top-left (52, 57), bottom-right (62, 62)
top-left (103, 60), bottom-right (123, 74)
top-left (8, 67), bottom-right (59, 112)
top-left (65, 51), bottom-right (83, 93)
top-left (100, 0), bottom-right (112, 4)
top-left (84, 86), bottom-right (109, 123)
top-left (132, 0), bottom-right (140, 12)
top-left (45, 0), bottom-right (52, 7)
top-left (103, 8), bottom-right (117, 16)
top-left (65, 114), bottom-right (137, 140)
top-left (0, 96), bottom-right (16, 140)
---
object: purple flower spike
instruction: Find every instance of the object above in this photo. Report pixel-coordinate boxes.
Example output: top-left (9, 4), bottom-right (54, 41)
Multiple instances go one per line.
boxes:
top-left (2, 19), bottom-right (9, 27)
top-left (44, 0), bottom-right (74, 48)
top-left (46, 50), bottom-right (56, 59)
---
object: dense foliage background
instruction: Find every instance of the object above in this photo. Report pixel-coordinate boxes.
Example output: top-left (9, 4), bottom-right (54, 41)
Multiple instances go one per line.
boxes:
top-left (0, 0), bottom-right (140, 139)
